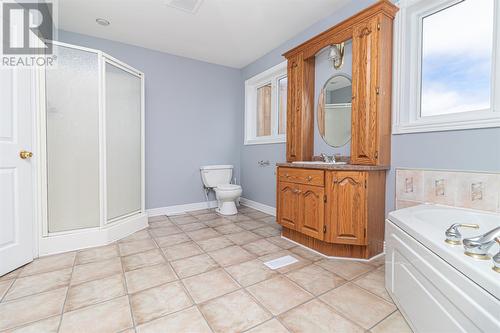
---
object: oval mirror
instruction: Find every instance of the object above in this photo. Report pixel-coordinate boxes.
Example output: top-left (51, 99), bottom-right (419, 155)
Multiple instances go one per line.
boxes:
top-left (317, 74), bottom-right (352, 147)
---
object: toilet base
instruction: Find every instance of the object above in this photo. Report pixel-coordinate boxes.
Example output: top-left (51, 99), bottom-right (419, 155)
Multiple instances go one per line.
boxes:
top-left (216, 201), bottom-right (238, 216)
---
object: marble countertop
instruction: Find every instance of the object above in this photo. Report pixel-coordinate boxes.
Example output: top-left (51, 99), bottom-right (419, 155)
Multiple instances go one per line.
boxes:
top-left (276, 162), bottom-right (390, 171)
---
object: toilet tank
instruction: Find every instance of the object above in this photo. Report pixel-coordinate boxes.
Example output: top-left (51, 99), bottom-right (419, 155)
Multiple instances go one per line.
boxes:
top-left (200, 165), bottom-right (233, 188)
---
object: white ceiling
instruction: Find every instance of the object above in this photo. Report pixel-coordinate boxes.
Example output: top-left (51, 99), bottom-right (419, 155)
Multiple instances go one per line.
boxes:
top-left (58, 0), bottom-right (350, 68)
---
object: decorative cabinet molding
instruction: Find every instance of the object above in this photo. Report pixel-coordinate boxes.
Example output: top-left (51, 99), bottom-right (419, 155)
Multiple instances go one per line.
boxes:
top-left (277, 181), bottom-right (300, 230)
top-left (286, 53), bottom-right (315, 162)
top-left (299, 184), bottom-right (325, 240)
top-left (351, 13), bottom-right (394, 165)
top-left (351, 17), bottom-right (380, 165)
top-left (328, 171), bottom-right (367, 245)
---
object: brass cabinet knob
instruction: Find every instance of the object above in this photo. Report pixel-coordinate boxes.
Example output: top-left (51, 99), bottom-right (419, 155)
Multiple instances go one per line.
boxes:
top-left (306, 176), bottom-right (313, 182)
top-left (19, 151), bottom-right (33, 159)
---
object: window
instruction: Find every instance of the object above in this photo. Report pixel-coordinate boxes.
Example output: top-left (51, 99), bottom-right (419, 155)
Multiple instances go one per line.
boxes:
top-left (245, 61), bottom-right (287, 145)
top-left (393, 0), bottom-right (500, 133)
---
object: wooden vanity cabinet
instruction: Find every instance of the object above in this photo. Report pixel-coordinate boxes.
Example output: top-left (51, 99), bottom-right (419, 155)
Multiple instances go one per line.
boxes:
top-left (277, 1), bottom-right (397, 259)
top-left (277, 166), bottom-right (386, 259)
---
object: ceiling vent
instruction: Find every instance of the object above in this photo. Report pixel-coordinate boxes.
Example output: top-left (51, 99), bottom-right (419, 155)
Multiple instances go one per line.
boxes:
top-left (164, 0), bottom-right (204, 14)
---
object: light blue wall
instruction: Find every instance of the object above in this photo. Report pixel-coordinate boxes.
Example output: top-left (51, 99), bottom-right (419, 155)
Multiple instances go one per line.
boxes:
top-left (57, 30), bottom-right (242, 210)
top-left (239, 0), bottom-right (500, 213)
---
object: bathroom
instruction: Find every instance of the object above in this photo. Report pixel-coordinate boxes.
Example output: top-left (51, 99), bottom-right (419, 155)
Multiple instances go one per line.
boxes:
top-left (0, 0), bottom-right (499, 332)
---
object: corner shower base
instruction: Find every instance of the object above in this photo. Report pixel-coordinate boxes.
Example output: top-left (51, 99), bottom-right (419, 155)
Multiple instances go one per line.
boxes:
top-left (38, 213), bottom-right (148, 256)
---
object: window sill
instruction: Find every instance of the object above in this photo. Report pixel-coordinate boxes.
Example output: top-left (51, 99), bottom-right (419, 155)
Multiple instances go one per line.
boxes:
top-left (244, 135), bottom-right (286, 145)
top-left (392, 115), bottom-right (500, 134)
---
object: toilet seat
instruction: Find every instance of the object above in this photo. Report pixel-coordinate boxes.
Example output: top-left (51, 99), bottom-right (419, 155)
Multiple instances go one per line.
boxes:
top-left (216, 184), bottom-right (241, 191)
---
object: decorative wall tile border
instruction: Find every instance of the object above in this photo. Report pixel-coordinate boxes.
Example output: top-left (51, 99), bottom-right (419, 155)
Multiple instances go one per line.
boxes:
top-left (395, 168), bottom-right (500, 213)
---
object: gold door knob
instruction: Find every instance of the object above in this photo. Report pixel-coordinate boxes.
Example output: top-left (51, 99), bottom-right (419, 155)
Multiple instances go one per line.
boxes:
top-left (19, 151), bottom-right (33, 159)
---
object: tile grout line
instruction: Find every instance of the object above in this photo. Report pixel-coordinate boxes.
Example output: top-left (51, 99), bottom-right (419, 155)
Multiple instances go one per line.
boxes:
top-left (0, 277), bottom-right (16, 303)
top-left (148, 222), bottom-right (218, 333)
top-left (119, 244), bottom-right (139, 332)
top-left (367, 308), bottom-right (399, 331)
top-left (55, 253), bottom-right (77, 333)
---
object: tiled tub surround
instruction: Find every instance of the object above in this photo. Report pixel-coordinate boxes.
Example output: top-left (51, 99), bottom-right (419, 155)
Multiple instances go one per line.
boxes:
top-left (0, 207), bottom-right (412, 333)
top-left (396, 169), bottom-right (500, 213)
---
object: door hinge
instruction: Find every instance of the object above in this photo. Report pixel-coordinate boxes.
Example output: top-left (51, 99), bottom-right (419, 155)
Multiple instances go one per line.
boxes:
top-left (375, 87), bottom-right (380, 95)
top-left (323, 194), bottom-right (327, 203)
top-left (377, 23), bottom-right (380, 31)
top-left (364, 179), bottom-right (367, 189)
top-left (374, 151), bottom-right (379, 159)
top-left (323, 225), bottom-right (327, 234)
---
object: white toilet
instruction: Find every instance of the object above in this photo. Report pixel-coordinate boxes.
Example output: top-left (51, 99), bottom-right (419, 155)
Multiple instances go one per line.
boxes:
top-left (200, 165), bottom-right (242, 216)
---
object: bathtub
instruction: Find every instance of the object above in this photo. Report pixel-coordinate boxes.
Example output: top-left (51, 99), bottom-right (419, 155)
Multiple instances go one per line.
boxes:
top-left (385, 204), bottom-right (500, 333)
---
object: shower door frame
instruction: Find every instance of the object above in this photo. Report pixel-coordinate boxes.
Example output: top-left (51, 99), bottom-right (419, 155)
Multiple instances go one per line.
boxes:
top-left (35, 41), bottom-right (147, 256)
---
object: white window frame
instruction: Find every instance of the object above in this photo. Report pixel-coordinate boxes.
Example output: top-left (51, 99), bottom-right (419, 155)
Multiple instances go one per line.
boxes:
top-left (392, 0), bottom-right (500, 134)
top-left (244, 61), bottom-right (287, 145)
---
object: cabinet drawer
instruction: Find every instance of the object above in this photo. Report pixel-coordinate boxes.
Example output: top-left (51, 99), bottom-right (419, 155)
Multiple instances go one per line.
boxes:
top-left (278, 168), bottom-right (324, 186)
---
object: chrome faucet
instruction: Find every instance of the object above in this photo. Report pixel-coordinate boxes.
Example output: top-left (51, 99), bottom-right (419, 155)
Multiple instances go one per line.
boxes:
top-left (320, 153), bottom-right (336, 163)
top-left (444, 223), bottom-right (479, 245)
top-left (492, 238), bottom-right (500, 273)
top-left (463, 226), bottom-right (500, 260)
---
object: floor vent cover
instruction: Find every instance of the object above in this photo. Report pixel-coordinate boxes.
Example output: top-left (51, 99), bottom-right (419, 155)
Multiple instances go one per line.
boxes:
top-left (263, 255), bottom-right (298, 270)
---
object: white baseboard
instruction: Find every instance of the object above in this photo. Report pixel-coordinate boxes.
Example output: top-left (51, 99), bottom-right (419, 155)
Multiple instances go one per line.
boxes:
top-left (240, 197), bottom-right (276, 216)
top-left (147, 201), bottom-right (218, 217)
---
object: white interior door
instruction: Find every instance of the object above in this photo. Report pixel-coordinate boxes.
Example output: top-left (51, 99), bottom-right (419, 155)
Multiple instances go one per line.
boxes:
top-left (0, 67), bottom-right (34, 276)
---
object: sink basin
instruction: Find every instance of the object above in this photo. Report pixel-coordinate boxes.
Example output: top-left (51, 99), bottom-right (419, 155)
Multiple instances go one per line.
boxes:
top-left (291, 161), bottom-right (347, 165)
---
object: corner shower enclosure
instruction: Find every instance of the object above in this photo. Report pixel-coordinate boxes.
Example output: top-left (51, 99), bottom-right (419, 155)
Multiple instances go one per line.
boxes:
top-left (36, 41), bottom-right (147, 255)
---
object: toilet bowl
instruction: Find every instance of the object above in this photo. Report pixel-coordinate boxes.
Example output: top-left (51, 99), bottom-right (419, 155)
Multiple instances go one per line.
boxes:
top-left (215, 184), bottom-right (242, 215)
top-left (200, 165), bottom-right (243, 216)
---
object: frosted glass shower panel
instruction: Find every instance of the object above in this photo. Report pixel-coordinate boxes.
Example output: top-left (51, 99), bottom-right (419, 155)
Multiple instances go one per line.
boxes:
top-left (46, 45), bottom-right (100, 232)
top-left (106, 62), bottom-right (142, 221)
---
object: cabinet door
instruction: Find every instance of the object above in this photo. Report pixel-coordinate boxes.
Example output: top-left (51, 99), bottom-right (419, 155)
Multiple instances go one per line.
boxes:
top-left (286, 54), bottom-right (301, 162)
top-left (299, 184), bottom-right (325, 240)
top-left (330, 172), bottom-right (367, 245)
top-left (277, 181), bottom-right (300, 230)
top-left (351, 17), bottom-right (379, 165)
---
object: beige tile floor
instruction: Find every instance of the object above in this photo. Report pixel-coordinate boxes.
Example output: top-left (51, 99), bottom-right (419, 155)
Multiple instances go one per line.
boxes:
top-left (0, 207), bottom-right (413, 333)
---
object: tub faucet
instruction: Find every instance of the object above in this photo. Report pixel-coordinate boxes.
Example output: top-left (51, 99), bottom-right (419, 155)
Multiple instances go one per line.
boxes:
top-left (492, 238), bottom-right (500, 273)
top-left (444, 223), bottom-right (479, 245)
top-left (320, 153), bottom-right (335, 163)
top-left (463, 226), bottom-right (500, 260)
